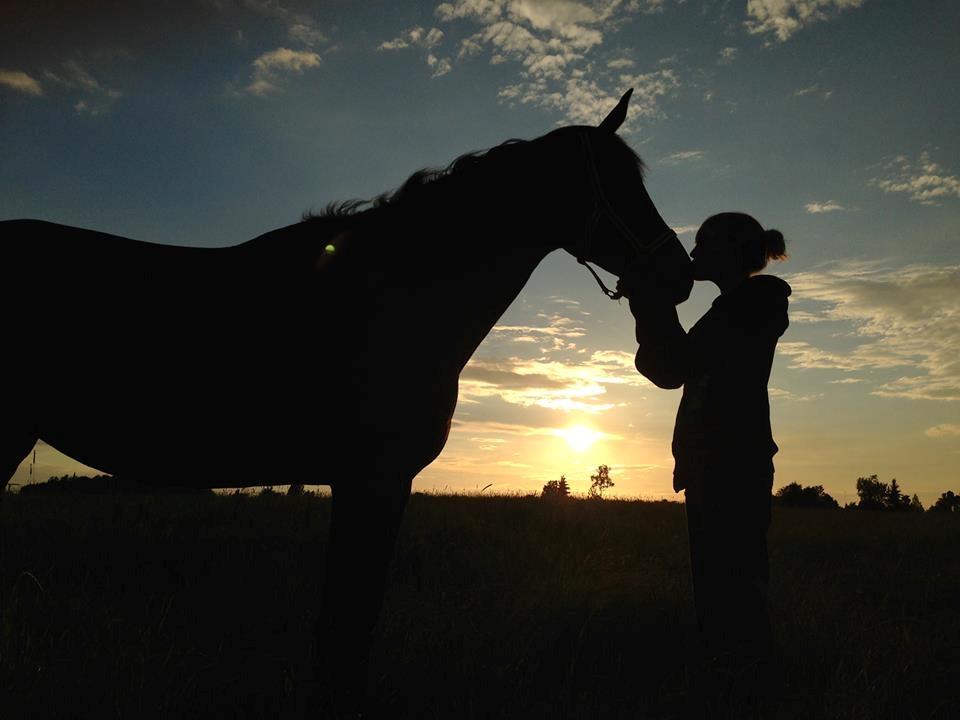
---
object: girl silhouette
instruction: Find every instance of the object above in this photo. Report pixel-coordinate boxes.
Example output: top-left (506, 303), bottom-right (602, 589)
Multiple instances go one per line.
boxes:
top-left (619, 212), bottom-right (790, 707)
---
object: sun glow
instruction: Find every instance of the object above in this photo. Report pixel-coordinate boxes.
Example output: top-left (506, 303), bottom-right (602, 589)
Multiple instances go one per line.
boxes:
top-left (557, 425), bottom-right (603, 453)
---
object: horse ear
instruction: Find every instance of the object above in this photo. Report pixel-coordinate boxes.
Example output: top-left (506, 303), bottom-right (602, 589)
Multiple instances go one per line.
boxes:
top-left (598, 88), bottom-right (633, 133)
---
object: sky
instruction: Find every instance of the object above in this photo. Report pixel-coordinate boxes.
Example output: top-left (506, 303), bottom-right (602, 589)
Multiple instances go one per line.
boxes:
top-left (2, 0), bottom-right (958, 504)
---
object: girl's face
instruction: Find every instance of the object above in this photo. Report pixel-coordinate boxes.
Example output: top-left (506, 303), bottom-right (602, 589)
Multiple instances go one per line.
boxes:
top-left (690, 227), bottom-right (744, 283)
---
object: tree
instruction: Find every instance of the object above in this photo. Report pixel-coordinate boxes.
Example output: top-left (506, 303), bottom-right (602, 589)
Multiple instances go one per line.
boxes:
top-left (588, 465), bottom-right (614, 500)
top-left (930, 490), bottom-right (960, 513)
top-left (774, 482), bottom-right (839, 509)
top-left (542, 474), bottom-right (570, 499)
top-left (856, 475), bottom-right (889, 510)
top-left (908, 494), bottom-right (924, 512)
top-left (887, 478), bottom-right (910, 511)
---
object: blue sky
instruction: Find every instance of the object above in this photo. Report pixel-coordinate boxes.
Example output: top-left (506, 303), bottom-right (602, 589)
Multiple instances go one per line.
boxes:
top-left (2, 0), bottom-right (958, 503)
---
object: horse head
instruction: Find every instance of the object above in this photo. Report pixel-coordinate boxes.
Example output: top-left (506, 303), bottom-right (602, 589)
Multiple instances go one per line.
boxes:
top-left (554, 89), bottom-right (693, 305)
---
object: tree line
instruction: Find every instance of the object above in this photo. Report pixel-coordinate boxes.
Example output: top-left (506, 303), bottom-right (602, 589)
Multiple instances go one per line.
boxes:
top-left (541, 468), bottom-right (959, 513)
top-left (771, 474), bottom-right (957, 512)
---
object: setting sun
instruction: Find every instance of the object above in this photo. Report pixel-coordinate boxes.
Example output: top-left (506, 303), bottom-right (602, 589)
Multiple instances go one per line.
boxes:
top-left (557, 425), bottom-right (603, 453)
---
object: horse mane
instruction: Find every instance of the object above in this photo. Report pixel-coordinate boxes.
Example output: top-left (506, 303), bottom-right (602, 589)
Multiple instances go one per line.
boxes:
top-left (300, 129), bottom-right (645, 224)
top-left (302, 138), bottom-right (528, 222)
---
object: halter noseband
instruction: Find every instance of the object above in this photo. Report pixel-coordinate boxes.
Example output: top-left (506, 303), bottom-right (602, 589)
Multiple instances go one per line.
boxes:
top-left (576, 130), bottom-right (677, 300)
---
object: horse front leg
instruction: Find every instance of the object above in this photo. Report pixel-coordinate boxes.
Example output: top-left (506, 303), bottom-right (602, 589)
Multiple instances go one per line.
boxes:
top-left (312, 476), bottom-right (412, 716)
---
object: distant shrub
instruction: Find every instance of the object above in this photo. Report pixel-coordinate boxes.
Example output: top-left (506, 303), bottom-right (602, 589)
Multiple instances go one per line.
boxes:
top-left (541, 475), bottom-right (570, 499)
top-left (774, 482), bottom-right (839, 509)
top-left (19, 474), bottom-right (212, 495)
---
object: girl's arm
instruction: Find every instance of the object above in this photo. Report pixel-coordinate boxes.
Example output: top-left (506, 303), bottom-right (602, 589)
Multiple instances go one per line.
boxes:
top-left (621, 277), bottom-right (722, 389)
top-left (628, 290), bottom-right (691, 389)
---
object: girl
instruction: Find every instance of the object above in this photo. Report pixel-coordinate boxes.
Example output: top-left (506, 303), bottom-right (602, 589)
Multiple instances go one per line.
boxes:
top-left (619, 212), bottom-right (790, 705)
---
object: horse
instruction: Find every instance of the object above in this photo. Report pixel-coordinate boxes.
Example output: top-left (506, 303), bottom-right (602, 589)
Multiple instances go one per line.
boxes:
top-left (0, 90), bottom-right (692, 713)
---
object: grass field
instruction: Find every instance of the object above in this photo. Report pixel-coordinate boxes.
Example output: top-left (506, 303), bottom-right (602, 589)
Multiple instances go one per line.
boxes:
top-left (1, 491), bottom-right (958, 719)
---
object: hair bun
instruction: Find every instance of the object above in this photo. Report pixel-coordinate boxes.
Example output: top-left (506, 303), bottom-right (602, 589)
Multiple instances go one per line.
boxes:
top-left (763, 228), bottom-right (787, 261)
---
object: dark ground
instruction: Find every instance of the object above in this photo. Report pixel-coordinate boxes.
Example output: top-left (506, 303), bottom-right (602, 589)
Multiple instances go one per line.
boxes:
top-left (1, 491), bottom-right (958, 718)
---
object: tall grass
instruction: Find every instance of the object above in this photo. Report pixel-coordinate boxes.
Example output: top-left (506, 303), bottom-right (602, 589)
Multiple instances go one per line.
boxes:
top-left (1, 492), bottom-right (957, 718)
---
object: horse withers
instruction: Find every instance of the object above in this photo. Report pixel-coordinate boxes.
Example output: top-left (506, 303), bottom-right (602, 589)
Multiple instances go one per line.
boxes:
top-left (0, 90), bottom-right (691, 714)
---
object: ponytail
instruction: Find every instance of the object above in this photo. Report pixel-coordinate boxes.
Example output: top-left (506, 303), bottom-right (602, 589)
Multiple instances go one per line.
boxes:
top-left (762, 228), bottom-right (787, 263)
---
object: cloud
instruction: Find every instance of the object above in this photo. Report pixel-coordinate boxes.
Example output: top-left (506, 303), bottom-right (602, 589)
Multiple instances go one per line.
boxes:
top-left (379, 26), bottom-right (451, 77)
top-left (746, 0), bottom-right (867, 43)
top-left (718, 47), bottom-right (738, 64)
top-left (869, 152), bottom-right (960, 205)
top-left (805, 200), bottom-right (845, 213)
top-left (427, 53), bottom-right (454, 77)
top-left (244, 47), bottom-right (321, 95)
top-left (0, 69), bottom-right (43, 96)
top-left (782, 261), bottom-right (960, 401)
top-left (286, 21), bottom-right (326, 46)
top-left (661, 150), bottom-right (704, 164)
top-left (460, 349), bottom-right (648, 413)
top-left (792, 83), bottom-right (833, 100)
top-left (434, 0), bottom-right (677, 127)
top-left (925, 424), bottom-right (960, 438)
top-left (499, 69), bottom-right (678, 127)
top-left (43, 61), bottom-right (121, 115)
top-left (379, 26), bottom-right (446, 50)
top-left (239, 0), bottom-right (328, 46)
top-left (769, 387), bottom-right (821, 401)
top-left (490, 313), bottom-right (587, 350)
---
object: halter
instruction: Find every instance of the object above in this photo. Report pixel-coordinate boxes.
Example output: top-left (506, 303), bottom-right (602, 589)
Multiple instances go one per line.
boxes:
top-left (576, 130), bottom-right (677, 300)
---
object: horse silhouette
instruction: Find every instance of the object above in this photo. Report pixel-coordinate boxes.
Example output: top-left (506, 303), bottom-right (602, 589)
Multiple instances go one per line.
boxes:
top-left (0, 90), bottom-right (692, 712)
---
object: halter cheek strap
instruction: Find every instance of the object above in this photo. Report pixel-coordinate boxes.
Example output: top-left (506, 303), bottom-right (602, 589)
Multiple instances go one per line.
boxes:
top-left (577, 130), bottom-right (678, 300)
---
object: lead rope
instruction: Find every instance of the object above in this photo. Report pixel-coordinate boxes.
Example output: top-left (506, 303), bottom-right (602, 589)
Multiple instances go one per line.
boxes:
top-left (578, 257), bottom-right (622, 300)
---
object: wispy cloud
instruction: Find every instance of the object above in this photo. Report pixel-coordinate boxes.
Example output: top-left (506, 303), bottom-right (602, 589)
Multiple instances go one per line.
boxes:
top-left (793, 83), bottom-right (832, 99)
top-left (870, 152), bottom-right (960, 205)
top-left (244, 47), bottom-right (321, 95)
top-left (782, 261), bottom-right (960, 401)
top-left (769, 387), bottom-right (821, 401)
top-left (44, 60), bottom-right (120, 115)
top-left (220, 1), bottom-right (329, 94)
top-left (746, 0), bottom-right (867, 43)
top-left (660, 150), bottom-right (704, 165)
top-left (925, 423), bottom-right (960, 438)
top-left (433, 0), bottom-right (678, 127)
top-left (805, 200), bottom-right (845, 213)
top-left (490, 313), bottom-right (587, 351)
top-left (0, 69), bottom-right (43, 96)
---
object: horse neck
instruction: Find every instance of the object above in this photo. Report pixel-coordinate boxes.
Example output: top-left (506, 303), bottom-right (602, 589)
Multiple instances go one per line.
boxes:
top-left (366, 210), bottom-right (555, 374)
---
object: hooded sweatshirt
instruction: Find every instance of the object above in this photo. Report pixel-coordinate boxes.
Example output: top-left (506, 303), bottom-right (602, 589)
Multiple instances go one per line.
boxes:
top-left (668, 274), bottom-right (791, 491)
top-left (629, 274), bottom-right (791, 492)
